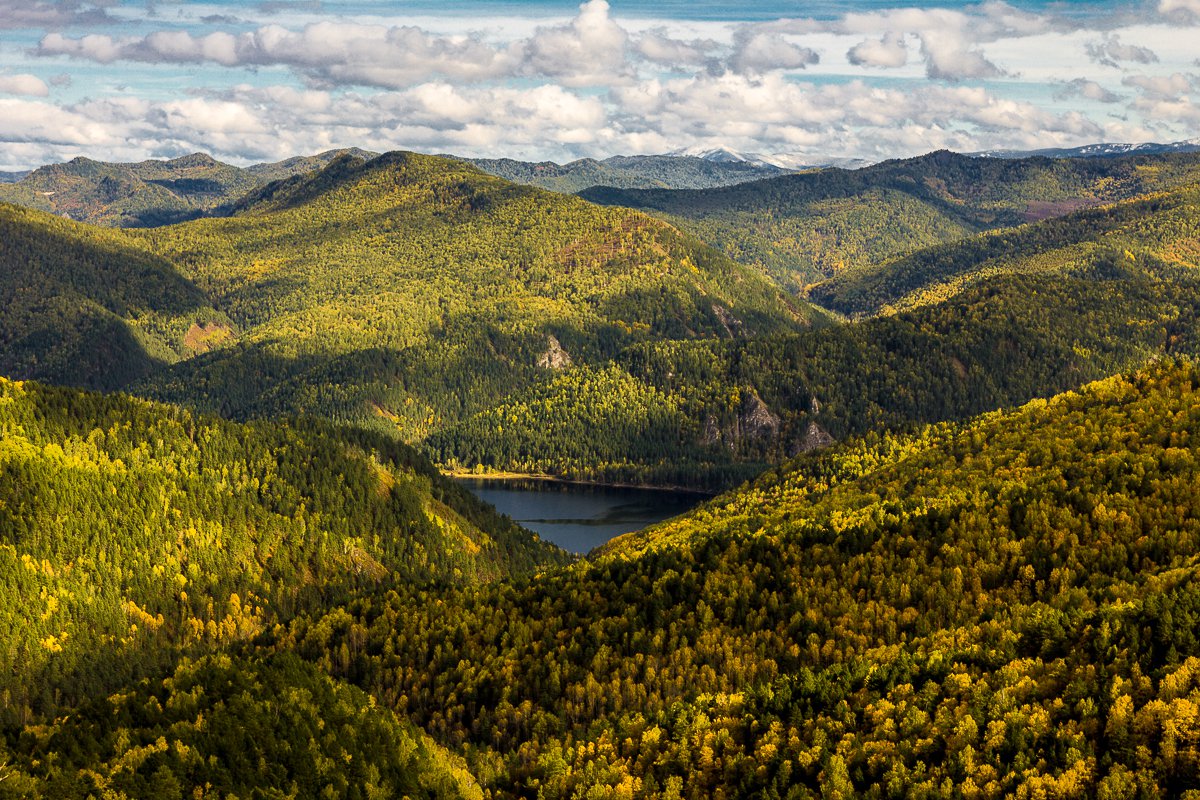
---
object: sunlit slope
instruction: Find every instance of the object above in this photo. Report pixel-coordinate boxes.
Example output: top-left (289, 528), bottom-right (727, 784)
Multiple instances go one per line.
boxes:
top-left (279, 361), bottom-right (1200, 798)
top-left (128, 151), bottom-right (822, 481)
top-left (0, 377), bottom-right (566, 723)
top-left (0, 203), bottom-right (231, 390)
top-left (812, 183), bottom-right (1200, 317)
top-left (582, 150), bottom-right (1200, 290)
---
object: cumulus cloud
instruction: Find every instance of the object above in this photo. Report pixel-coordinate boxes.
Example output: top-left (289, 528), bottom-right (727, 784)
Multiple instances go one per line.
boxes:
top-left (0, 73), bottom-right (50, 97)
top-left (1086, 34), bottom-right (1159, 67)
top-left (1054, 78), bottom-right (1122, 103)
top-left (38, 0), bottom-right (638, 89)
top-left (519, 0), bottom-right (631, 86)
top-left (634, 30), bottom-right (719, 68)
top-left (1122, 71), bottom-right (1196, 98)
top-left (729, 31), bottom-right (819, 74)
top-left (847, 33), bottom-right (908, 68)
top-left (1158, 0), bottom-right (1200, 21)
top-left (918, 31), bottom-right (1003, 80)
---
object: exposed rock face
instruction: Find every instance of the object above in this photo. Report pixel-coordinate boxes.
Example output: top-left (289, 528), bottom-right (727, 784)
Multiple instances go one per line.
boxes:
top-left (701, 390), bottom-right (780, 450)
top-left (712, 304), bottom-right (743, 338)
top-left (537, 335), bottom-right (573, 369)
top-left (793, 421), bottom-right (835, 455)
top-left (738, 390), bottom-right (780, 441)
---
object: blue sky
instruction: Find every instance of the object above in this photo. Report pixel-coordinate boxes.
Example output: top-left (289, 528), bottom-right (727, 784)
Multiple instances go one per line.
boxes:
top-left (0, 0), bottom-right (1196, 168)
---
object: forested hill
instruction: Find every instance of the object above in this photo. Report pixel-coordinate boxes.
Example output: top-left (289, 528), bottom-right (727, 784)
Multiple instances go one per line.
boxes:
top-left (0, 376), bottom-right (565, 725)
top-left (0, 202), bottom-right (231, 390)
top-left (581, 149), bottom-right (1200, 290)
top-left (0, 148), bottom-right (783, 230)
top-left (259, 361), bottom-right (1200, 798)
top-left (811, 182), bottom-right (1200, 317)
top-left (464, 153), bottom-right (791, 192)
top-left (123, 151), bottom-right (820, 480)
top-left (0, 149), bottom-right (372, 227)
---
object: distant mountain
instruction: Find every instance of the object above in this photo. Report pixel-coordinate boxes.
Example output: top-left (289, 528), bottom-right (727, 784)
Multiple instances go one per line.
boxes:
top-left (810, 179), bottom-right (1200, 317)
top-left (0, 148), bottom-right (788, 226)
top-left (0, 148), bottom-right (374, 226)
top-left (667, 145), bottom-right (872, 171)
top-left (976, 138), bottom-right (1200, 159)
top-left (582, 149), bottom-right (1200, 290)
top-left (464, 152), bottom-right (791, 192)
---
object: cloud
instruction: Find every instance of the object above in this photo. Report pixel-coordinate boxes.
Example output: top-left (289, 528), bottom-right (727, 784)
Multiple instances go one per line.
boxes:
top-left (0, 1), bottom-right (113, 30)
top-left (519, 0), bottom-right (631, 86)
top-left (1086, 34), bottom-right (1159, 67)
top-left (634, 30), bottom-right (719, 68)
top-left (37, 1), bottom-right (637, 89)
top-left (1122, 72), bottom-right (1196, 98)
top-left (1054, 78), bottom-right (1121, 103)
top-left (1158, 0), bottom-right (1200, 21)
top-left (0, 74), bottom-right (50, 97)
top-left (730, 31), bottom-right (819, 74)
top-left (847, 33), bottom-right (908, 68)
top-left (918, 31), bottom-right (1003, 80)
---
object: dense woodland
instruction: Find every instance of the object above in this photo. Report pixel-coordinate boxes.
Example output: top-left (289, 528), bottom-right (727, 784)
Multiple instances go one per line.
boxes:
top-left (582, 150), bottom-right (1200, 289)
top-left (0, 377), bottom-right (564, 727)
top-left (3, 146), bottom-right (1200, 796)
top-left (7, 149), bottom-right (1200, 487)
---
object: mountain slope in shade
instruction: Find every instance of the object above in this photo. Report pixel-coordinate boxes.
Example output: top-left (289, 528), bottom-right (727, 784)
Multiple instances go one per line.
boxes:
top-left (582, 149), bottom-right (1200, 290)
top-left (0, 202), bottom-right (232, 390)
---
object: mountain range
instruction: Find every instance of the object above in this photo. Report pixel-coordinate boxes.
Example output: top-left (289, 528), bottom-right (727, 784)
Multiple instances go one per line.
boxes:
top-left (2, 140), bottom-right (1200, 797)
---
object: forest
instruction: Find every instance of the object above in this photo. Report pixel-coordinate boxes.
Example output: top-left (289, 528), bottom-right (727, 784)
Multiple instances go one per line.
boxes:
top-left (2, 146), bottom-right (1200, 796)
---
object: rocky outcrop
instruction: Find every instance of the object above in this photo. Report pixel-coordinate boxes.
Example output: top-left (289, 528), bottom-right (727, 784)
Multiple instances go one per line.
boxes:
top-left (739, 390), bottom-right (780, 441)
top-left (701, 390), bottom-right (780, 449)
top-left (792, 421), bottom-right (835, 455)
top-left (537, 335), bottom-right (572, 370)
top-left (712, 304), bottom-right (743, 338)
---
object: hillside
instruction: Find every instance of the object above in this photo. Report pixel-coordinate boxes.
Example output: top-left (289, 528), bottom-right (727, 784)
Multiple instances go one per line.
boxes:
top-left (0, 149), bottom-right (783, 230)
top-left (123, 151), bottom-right (818, 484)
top-left (466, 153), bottom-right (791, 193)
top-left (264, 360), bottom-right (1200, 798)
top-left (0, 149), bottom-right (373, 227)
top-left (0, 376), bottom-right (565, 724)
top-left (427, 261), bottom-right (1200, 486)
top-left (811, 183), bottom-right (1200, 317)
top-left (581, 150), bottom-right (1200, 290)
top-left (0, 202), bottom-right (231, 390)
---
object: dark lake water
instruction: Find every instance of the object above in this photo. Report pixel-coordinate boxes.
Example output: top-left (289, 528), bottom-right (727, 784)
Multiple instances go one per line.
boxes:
top-left (455, 478), bottom-right (709, 554)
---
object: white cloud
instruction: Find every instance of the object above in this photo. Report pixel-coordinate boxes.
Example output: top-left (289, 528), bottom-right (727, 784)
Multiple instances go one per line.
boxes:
top-left (635, 30), bottom-right (718, 67)
top-left (1122, 71), bottom-right (1196, 98)
top-left (0, 74), bottom-right (49, 97)
top-left (1055, 78), bottom-right (1122, 104)
top-left (1086, 34), bottom-right (1159, 67)
top-left (519, 0), bottom-right (631, 86)
top-left (730, 31), bottom-right (819, 74)
top-left (1159, 0), bottom-right (1200, 21)
top-left (847, 33), bottom-right (908, 68)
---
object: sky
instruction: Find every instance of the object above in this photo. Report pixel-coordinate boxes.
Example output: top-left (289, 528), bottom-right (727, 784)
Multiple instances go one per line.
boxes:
top-left (0, 0), bottom-right (1197, 168)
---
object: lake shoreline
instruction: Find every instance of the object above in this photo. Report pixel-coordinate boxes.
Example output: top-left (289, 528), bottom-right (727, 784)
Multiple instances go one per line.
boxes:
top-left (442, 470), bottom-right (719, 497)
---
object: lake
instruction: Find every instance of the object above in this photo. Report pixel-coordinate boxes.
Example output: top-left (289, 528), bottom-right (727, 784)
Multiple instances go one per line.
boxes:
top-left (455, 478), bottom-right (709, 554)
